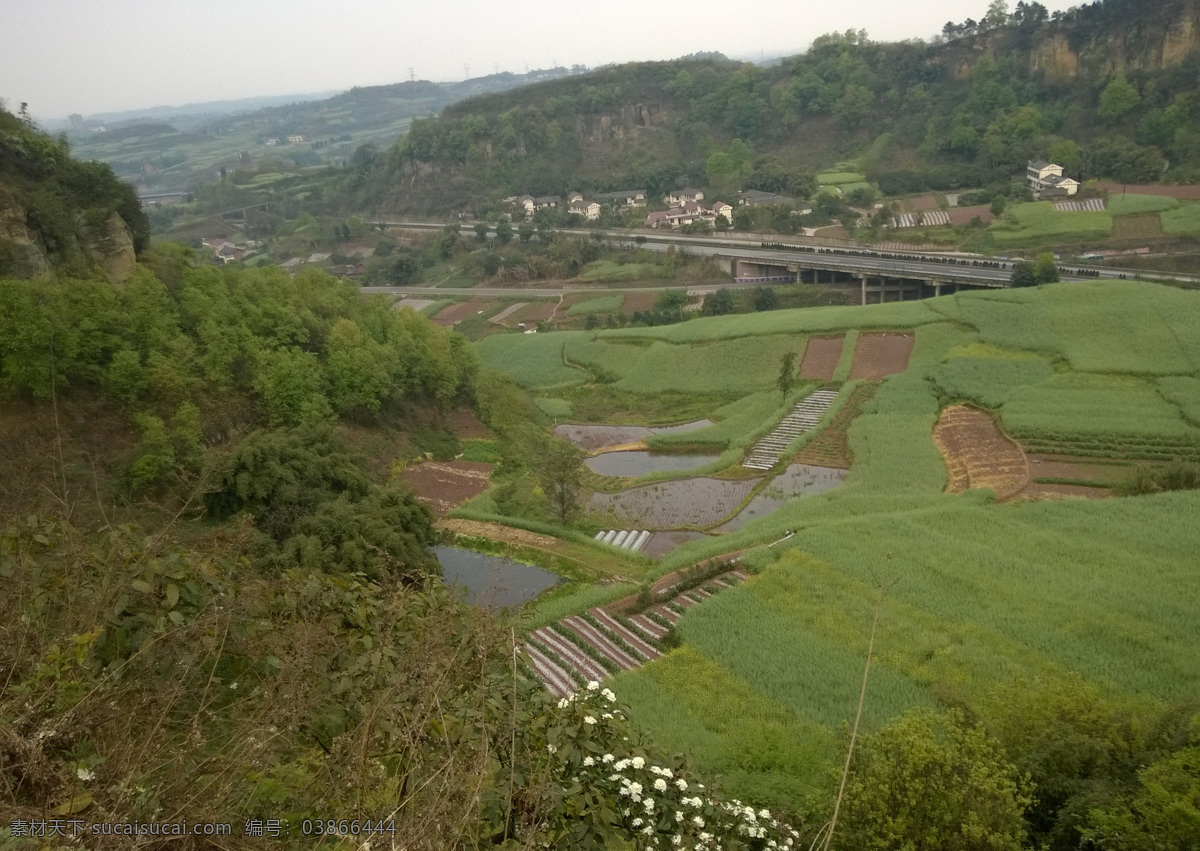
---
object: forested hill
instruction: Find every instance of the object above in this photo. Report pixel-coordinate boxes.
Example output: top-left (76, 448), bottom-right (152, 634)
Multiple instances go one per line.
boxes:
top-left (359, 0), bottom-right (1200, 216)
top-left (0, 106), bottom-right (149, 280)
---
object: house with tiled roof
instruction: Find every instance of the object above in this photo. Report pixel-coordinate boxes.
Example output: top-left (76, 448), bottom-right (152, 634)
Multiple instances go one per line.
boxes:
top-left (1027, 160), bottom-right (1078, 197)
top-left (596, 189), bottom-right (647, 207)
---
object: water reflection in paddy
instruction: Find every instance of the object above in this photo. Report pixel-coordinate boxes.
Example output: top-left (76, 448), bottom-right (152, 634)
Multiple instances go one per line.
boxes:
top-left (585, 451), bottom-right (720, 476)
top-left (434, 546), bottom-right (560, 608)
top-left (717, 464), bottom-right (847, 532)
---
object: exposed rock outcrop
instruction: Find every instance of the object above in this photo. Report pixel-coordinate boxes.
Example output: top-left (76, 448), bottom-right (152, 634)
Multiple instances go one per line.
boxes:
top-left (0, 187), bottom-right (52, 278)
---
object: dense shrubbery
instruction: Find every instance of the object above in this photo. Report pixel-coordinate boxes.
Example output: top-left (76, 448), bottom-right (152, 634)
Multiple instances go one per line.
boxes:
top-left (1, 107), bottom-right (149, 273)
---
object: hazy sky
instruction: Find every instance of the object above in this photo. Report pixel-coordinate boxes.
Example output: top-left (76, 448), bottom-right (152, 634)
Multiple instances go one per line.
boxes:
top-left (4, 0), bottom-right (1083, 119)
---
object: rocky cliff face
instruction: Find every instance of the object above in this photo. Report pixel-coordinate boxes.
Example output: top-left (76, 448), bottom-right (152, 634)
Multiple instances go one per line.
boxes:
top-left (968, 1), bottom-right (1200, 81)
top-left (86, 210), bottom-right (137, 282)
top-left (0, 188), bottom-right (52, 279)
top-left (574, 102), bottom-right (668, 144)
top-left (0, 186), bottom-right (137, 282)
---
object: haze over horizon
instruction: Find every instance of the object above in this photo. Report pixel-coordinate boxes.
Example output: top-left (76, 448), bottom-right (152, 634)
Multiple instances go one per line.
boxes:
top-left (5, 0), bottom-right (1083, 121)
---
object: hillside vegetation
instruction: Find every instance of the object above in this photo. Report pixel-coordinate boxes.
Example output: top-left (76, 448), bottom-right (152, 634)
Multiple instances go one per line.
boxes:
top-left (476, 279), bottom-right (1200, 847)
top-left (366, 0), bottom-right (1200, 217)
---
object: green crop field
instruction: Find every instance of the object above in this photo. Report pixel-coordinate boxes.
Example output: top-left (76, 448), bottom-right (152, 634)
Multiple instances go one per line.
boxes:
top-left (577, 261), bottom-right (664, 282)
top-left (565, 293), bottom-right (626, 315)
top-left (817, 171), bottom-right (867, 185)
top-left (1161, 201), bottom-right (1200, 235)
top-left (475, 280), bottom-right (1200, 817)
top-left (474, 330), bottom-right (587, 390)
top-left (613, 336), bottom-right (807, 395)
top-left (1106, 194), bottom-right (1180, 215)
top-left (989, 201), bottom-right (1113, 246)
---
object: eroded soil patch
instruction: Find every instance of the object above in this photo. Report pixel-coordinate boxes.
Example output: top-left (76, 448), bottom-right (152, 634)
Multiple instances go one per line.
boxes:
top-left (848, 333), bottom-right (914, 381)
top-left (797, 383), bottom-right (877, 468)
top-left (799, 336), bottom-right (843, 381)
top-left (437, 518), bottom-right (557, 548)
top-left (400, 460), bottom-right (492, 516)
top-left (934, 405), bottom-right (1028, 500)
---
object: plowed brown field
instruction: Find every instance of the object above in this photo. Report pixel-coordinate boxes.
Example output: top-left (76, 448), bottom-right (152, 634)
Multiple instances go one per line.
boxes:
top-left (934, 405), bottom-right (1028, 500)
top-left (622, 290), bottom-right (659, 313)
top-left (797, 383), bottom-right (877, 468)
top-left (848, 333), bottom-right (913, 380)
top-left (432, 299), bottom-right (500, 326)
top-left (799, 336), bottom-right (843, 380)
top-left (400, 460), bottom-right (492, 515)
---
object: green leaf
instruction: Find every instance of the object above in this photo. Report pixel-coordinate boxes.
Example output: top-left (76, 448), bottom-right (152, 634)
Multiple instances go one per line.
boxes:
top-left (165, 583), bottom-right (179, 608)
top-left (168, 610), bottom-right (185, 626)
top-left (130, 580), bottom-right (153, 594)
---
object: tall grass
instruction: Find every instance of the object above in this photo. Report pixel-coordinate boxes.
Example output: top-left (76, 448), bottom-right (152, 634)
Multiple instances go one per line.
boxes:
top-left (955, 290), bottom-right (1062, 355)
top-left (1158, 376), bottom-right (1200, 427)
top-left (1001, 373), bottom-right (1200, 457)
top-left (932, 357), bottom-right (1055, 409)
top-left (614, 336), bottom-right (806, 395)
top-left (1042, 281), bottom-right (1197, 375)
top-left (565, 294), bottom-right (625, 316)
top-left (1161, 202), bottom-right (1200, 235)
top-left (989, 201), bottom-right (1112, 246)
top-left (611, 647), bottom-right (835, 811)
top-left (1107, 194), bottom-right (1179, 215)
top-left (474, 331), bottom-right (587, 389)
top-left (602, 301), bottom-right (937, 344)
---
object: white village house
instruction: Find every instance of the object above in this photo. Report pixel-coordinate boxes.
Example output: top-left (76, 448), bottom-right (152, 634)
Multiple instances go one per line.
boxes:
top-left (1027, 160), bottom-right (1080, 197)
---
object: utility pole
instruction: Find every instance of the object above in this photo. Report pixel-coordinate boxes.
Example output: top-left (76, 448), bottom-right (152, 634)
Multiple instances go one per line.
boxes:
top-left (463, 63), bottom-right (470, 80)
top-left (408, 67), bottom-right (414, 83)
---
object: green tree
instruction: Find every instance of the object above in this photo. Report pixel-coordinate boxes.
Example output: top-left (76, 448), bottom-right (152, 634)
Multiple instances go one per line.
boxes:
top-left (1099, 74), bottom-right (1141, 120)
top-left (1034, 252), bottom-right (1061, 283)
top-left (777, 351), bottom-right (796, 396)
top-left (754, 286), bottom-right (779, 311)
top-left (494, 218), bottom-right (513, 245)
top-left (1011, 261), bottom-right (1038, 287)
top-left (539, 440), bottom-right (584, 525)
top-left (837, 709), bottom-right (1032, 851)
top-left (701, 287), bottom-right (735, 316)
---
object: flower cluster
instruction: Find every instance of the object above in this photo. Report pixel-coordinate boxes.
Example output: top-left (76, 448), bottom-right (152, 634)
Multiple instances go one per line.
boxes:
top-left (547, 683), bottom-right (801, 849)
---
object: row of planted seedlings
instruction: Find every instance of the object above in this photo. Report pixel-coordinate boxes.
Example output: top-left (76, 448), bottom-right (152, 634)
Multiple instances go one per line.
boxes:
top-left (521, 558), bottom-right (751, 697)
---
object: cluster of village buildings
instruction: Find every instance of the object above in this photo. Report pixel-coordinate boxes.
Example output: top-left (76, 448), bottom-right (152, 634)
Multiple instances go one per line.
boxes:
top-left (1026, 160), bottom-right (1080, 197)
top-left (507, 187), bottom-right (798, 229)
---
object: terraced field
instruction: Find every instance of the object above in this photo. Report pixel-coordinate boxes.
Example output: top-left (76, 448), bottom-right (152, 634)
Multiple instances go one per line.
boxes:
top-left (587, 476), bottom-right (761, 528)
top-left (523, 568), bottom-right (749, 696)
top-left (796, 383), bottom-right (877, 468)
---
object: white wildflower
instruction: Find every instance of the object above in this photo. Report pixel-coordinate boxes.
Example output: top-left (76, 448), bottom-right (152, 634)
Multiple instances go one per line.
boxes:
top-left (676, 778), bottom-right (688, 791)
top-left (557, 698), bottom-right (569, 709)
top-left (602, 753), bottom-right (615, 763)
top-left (692, 816), bottom-right (704, 828)
top-left (76, 767), bottom-right (95, 782)
top-left (229, 682), bottom-right (238, 690)
top-left (631, 756), bottom-right (645, 769)
top-left (584, 715), bottom-right (597, 725)
top-left (547, 744), bottom-right (557, 754)
top-left (654, 778), bottom-right (667, 791)
top-left (615, 759), bottom-right (630, 771)
top-left (583, 756), bottom-right (595, 766)
top-left (759, 808), bottom-right (771, 818)
top-left (587, 681), bottom-right (599, 691)
top-left (602, 687), bottom-right (616, 702)
top-left (628, 782), bottom-right (642, 795)
top-left (644, 797), bottom-right (654, 811)
top-left (632, 818), bottom-right (643, 827)
top-left (675, 811), bottom-right (684, 822)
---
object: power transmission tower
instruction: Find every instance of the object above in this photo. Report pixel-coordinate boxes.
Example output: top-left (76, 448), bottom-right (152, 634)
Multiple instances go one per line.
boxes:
top-left (463, 63), bottom-right (470, 79)
top-left (408, 67), bottom-right (414, 82)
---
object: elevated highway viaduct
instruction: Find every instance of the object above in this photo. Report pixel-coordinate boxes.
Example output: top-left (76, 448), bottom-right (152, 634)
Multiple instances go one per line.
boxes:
top-left (368, 221), bottom-right (1186, 303)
